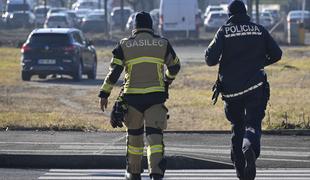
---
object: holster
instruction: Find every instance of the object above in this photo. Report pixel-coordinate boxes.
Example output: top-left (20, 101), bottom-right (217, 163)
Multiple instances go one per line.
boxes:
top-left (211, 78), bottom-right (222, 105)
top-left (263, 73), bottom-right (270, 106)
top-left (110, 89), bottom-right (128, 128)
top-left (164, 80), bottom-right (170, 99)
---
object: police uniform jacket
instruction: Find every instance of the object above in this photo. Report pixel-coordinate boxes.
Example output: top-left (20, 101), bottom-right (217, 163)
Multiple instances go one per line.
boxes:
top-left (99, 28), bottom-right (180, 105)
top-left (205, 14), bottom-right (282, 96)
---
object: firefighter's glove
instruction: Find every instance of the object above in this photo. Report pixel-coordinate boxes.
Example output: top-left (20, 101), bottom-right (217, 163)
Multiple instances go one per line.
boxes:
top-left (110, 98), bottom-right (127, 128)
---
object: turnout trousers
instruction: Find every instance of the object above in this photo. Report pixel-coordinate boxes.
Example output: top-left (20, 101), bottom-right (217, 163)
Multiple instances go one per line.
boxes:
top-left (224, 85), bottom-right (269, 178)
top-left (124, 103), bottom-right (168, 177)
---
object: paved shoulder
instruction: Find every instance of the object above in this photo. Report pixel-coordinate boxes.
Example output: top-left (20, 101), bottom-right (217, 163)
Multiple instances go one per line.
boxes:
top-left (38, 169), bottom-right (310, 180)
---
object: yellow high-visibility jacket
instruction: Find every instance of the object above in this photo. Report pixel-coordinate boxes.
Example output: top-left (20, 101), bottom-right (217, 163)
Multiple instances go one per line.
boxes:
top-left (99, 28), bottom-right (180, 98)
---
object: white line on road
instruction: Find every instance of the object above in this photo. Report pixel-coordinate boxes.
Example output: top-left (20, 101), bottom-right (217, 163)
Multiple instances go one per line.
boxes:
top-left (49, 169), bottom-right (310, 173)
top-left (44, 172), bottom-right (310, 177)
top-left (38, 169), bottom-right (310, 180)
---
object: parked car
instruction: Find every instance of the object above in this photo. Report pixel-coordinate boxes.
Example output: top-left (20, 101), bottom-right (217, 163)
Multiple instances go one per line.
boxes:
top-left (252, 12), bottom-right (274, 29)
top-left (21, 28), bottom-right (97, 81)
top-left (150, 8), bottom-right (159, 32)
top-left (34, 5), bottom-right (50, 27)
top-left (159, 0), bottom-right (199, 38)
top-left (81, 11), bottom-right (106, 32)
top-left (75, 9), bottom-right (91, 24)
top-left (6, 0), bottom-right (31, 12)
top-left (72, 0), bottom-right (99, 10)
top-left (125, 12), bottom-right (135, 31)
top-left (287, 10), bottom-right (310, 29)
top-left (6, 11), bottom-right (35, 28)
top-left (66, 10), bottom-right (80, 28)
top-left (204, 5), bottom-right (224, 19)
top-left (2, 0), bottom-right (32, 25)
top-left (46, 7), bottom-right (67, 18)
top-left (44, 13), bottom-right (73, 28)
top-left (204, 11), bottom-right (228, 32)
top-left (110, 6), bottom-right (133, 29)
top-left (263, 9), bottom-right (281, 22)
top-left (260, 11), bottom-right (275, 26)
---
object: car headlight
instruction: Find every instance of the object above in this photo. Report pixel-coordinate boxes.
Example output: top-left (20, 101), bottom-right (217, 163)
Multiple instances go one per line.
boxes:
top-left (10, 14), bottom-right (14, 19)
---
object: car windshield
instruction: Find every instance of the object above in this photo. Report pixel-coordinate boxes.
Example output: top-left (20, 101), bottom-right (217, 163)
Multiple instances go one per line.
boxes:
top-left (35, 8), bottom-right (49, 14)
top-left (13, 13), bottom-right (29, 18)
top-left (7, 4), bottom-right (30, 12)
top-left (49, 16), bottom-right (66, 21)
top-left (86, 14), bottom-right (104, 20)
top-left (210, 13), bottom-right (227, 20)
top-left (290, 11), bottom-right (310, 18)
top-left (113, 9), bottom-right (131, 16)
top-left (29, 33), bottom-right (70, 45)
top-left (211, 7), bottom-right (223, 11)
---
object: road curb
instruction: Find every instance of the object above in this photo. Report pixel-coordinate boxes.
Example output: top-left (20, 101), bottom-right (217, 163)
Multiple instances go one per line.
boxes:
top-left (164, 130), bottom-right (310, 136)
top-left (0, 154), bottom-right (233, 169)
top-left (1, 129), bottom-right (310, 135)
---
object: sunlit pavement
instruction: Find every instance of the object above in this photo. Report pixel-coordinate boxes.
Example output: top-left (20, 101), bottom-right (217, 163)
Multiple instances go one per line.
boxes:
top-left (0, 131), bottom-right (309, 169)
top-left (38, 169), bottom-right (310, 180)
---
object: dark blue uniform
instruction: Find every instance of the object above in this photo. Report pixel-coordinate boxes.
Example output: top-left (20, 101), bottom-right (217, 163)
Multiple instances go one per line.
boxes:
top-left (205, 12), bottom-right (282, 180)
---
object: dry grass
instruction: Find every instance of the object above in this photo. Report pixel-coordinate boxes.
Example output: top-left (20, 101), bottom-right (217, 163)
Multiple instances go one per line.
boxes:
top-left (0, 46), bottom-right (310, 131)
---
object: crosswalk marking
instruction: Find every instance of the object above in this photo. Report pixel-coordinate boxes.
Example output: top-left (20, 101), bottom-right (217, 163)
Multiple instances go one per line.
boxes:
top-left (38, 169), bottom-right (310, 180)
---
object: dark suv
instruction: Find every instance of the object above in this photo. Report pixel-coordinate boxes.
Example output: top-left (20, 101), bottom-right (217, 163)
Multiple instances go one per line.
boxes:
top-left (21, 28), bottom-right (97, 81)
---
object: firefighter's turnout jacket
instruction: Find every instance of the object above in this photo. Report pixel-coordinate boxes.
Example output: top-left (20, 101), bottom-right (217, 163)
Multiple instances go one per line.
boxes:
top-left (99, 28), bottom-right (180, 176)
top-left (99, 28), bottom-right (180, 100)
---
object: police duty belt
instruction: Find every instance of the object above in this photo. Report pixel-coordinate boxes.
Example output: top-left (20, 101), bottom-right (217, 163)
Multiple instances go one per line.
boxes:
top-left (222, 82), bottom-right (263, 98)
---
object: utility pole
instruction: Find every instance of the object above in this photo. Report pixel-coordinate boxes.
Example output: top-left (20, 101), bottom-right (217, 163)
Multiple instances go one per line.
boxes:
top-left (98, 0), bottom-right (101, 9)
top-left (23, 0), bottom-right (26, 13)
top-left (121, 0), bottom-right (124, 31)
top-left (255, 0), bottom-right (259, 24)
top-left (247, 0), bottom-right (253, 18)
top-left (104, 0), bottom-right (109, 37)
top-left (44, 0), bottom-right (47, 19)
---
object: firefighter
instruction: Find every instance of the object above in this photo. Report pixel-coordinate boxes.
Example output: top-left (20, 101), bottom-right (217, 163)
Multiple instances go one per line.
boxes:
top-left (99, 11), bottom-right (180, 180)
top-left (205, 1), bottom-right (282, 180)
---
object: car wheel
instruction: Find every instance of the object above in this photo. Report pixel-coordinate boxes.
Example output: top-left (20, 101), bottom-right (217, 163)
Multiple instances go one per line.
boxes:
top-left (73, 61), bottom-right (83, 81)
top-left (38, 74), bottom-right (47, 79)
top-left (87, 61), bottom-right (97, 80)
top-left (21, 71), bottom-right (31, 81)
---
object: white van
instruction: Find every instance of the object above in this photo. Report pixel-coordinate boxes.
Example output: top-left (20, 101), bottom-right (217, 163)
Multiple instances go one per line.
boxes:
top-left (159, 0), bottom-right (199, 38)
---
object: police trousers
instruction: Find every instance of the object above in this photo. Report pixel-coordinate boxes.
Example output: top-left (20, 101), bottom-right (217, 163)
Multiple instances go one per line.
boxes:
top-left (224, 85), bottom-right (269, 173)
top-left (124, 103), bottom-right (168, 176)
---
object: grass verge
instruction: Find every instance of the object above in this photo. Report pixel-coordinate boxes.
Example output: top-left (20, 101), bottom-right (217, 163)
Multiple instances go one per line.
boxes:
top-left (0, 47), bottom-right (309, 131)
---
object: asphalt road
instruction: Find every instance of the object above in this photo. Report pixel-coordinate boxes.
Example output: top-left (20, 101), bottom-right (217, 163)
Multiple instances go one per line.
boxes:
top-left (0, 131), bottom-right (309, 168)
top-left (2, 168), bottom-right (310, 180)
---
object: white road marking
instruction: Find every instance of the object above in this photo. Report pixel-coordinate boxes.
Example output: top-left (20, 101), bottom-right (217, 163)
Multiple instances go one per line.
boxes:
top-left (38, 169), bottom-right (310, 180)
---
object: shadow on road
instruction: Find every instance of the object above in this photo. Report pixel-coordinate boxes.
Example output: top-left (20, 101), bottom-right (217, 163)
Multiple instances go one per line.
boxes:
top-left (30, 76), bottom-right (124, 87)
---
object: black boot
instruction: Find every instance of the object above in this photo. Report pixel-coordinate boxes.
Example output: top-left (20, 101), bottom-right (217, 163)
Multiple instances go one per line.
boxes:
top-left (125, 172), bottom-right (141, 180)
top-left (244, 147), bottom-right (256, 180)
top-left (150, 174), bottom-right (163, 180)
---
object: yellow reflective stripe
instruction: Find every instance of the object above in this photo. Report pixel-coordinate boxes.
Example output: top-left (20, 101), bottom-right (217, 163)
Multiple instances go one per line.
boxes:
top-left (147, 145), bottom-right (163, 155)
top-left (112, 58), bottom-right (123, 66)
top-left (173, 57), bottom-right (180, 65)
top-left (128, 145), bottom-right (144, 155)
top-left (165, 70), bottom-right (176, 79)
top-left (157, 64), bottom-right (164, 87)
top-left (124, 86), bottom-right (165, 94)
top-left (125, 57), bottom-right (164, 66)
top-left (100, 82), bottom-right (113, 93)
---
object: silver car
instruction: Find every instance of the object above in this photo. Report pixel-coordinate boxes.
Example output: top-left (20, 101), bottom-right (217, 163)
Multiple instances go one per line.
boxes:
top-left (204, 11), bottom-right (228, 32)
top-left (44, 13), bottom-right (73, 28)
top-left (34, 5), bottom-right (50, 26)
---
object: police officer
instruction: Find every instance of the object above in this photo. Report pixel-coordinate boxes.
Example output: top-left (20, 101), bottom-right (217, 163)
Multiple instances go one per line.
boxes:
top-left (99, 12), bottom-right (180, 180)
top-left (205, 1), bottom-right (282, 180)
